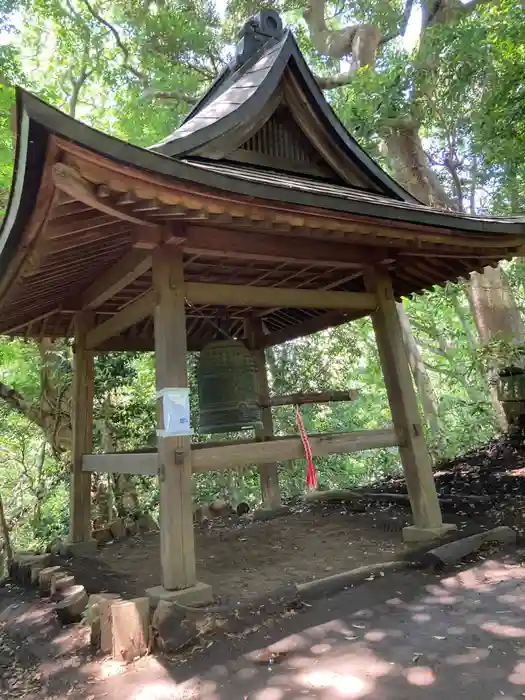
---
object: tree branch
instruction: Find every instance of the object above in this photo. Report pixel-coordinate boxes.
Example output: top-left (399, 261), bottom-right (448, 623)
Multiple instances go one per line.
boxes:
top-left (146, 89), bottom-right (198, 104)
top-left (0, 382), bottom-right (46, 432)
top-left (306, 0), bottom-right (416, 90)
top-left (316, 69), bottom-right (358, 89)
top-left (426, 0), bottom-right (500, 26)
top-left (80, 0), bottom-right (147, 82)
top-left (380, 0), bottom-right (416, 44)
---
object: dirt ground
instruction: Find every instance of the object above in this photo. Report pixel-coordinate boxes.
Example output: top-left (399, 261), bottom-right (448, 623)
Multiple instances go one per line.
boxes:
top-left (4, 551), bottom-right (525, 699)
top-left (5, 434), bottom-right (525, 697)
top-left (67, 504), bottom-right (412, 603)
top-left (369, 434), bottom-right (525, 531)
top-left (61, 433), bottom-right (525, 603)
top-left (58, 433), bottom-right (525, 603)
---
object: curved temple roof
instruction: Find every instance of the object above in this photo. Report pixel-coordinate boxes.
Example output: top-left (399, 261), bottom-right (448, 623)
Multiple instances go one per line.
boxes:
top-left (0, 10), bottom-right (524, 349)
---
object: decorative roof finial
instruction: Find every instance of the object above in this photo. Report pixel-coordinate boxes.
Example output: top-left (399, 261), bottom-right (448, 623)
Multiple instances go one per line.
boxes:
top-left (235, 9), bottom-right (284, 67)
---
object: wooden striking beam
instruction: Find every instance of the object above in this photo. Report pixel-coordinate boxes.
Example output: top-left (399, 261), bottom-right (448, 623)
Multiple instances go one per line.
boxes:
top-left (85, 291), bottom-right (155, 349)
top-left (186, 282), bottom-right (377, 311)
top-left (52, 163), bottom-right (178, 234)
top-left (82, 428), bottom-right (399, 475)
top-left (82, 250), bottom-right (152, 309)
top-left (182, 226), bottom-right (387, 268)
top-left (262, 389), bottom-right (358, 407)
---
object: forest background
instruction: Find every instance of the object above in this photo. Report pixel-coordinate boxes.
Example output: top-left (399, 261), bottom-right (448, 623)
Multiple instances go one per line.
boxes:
top-left (0, 0), bottom-right (524, 554)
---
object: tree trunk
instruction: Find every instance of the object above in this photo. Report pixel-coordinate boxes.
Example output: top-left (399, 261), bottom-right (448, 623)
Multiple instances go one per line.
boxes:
top-left (382, 125), bottom-right (524, 431)
top-left (0, 488), bottom-right (13, 570)
top-left (467, 267), bottom-right (525, 346)
top-left (113, 474), bottom-right (140, 516)
top-left (466, 266), bottom-right (525, 431)
top-left (382, 122), bottom-right (451, 208)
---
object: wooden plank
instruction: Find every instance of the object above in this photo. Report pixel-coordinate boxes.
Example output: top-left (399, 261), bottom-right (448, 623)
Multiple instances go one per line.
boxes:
top-left (47, 225), bottom-right (130, 254)
top-left (82, 250), bottom-right (152, 309)
top-left (70, 311), bottom-right (94, 542)
top-left (82, 429), bottom-right (399, 475)
top-left (47, 213), bottom-right (117, 239)
top-left (89, 311), bottom-right (364, 352)
top-left (364, 268), bottom-right (444, 530)
top-left (182, 226), bottom-right (387, 268)
top-left (186, 282), bottom-right (377, 311)
top-left (51, 163), bottom-right (165, 230)
top-left (193, 428), bottom-right (399, 471)
top-left (85, 291), bottom-right (155, 349)
top-left (246, 317), bottom-right (281, 509)
top-left (83, 452), bottom-right (157, 475)
top-left (153, 245), bottom-right (196, 591)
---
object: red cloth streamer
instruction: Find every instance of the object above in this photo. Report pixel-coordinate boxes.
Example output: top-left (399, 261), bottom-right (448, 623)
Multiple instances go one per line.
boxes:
top-left (295, 405), bottom-right (318, 490)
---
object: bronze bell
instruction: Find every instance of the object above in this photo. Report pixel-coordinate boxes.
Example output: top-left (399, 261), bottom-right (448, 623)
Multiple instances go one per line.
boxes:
top-left (197, 339), bottom-right (263, 434)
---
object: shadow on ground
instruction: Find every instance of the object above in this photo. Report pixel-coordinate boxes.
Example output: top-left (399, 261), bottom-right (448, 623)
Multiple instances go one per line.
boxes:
top-left (3, 553), bottom-right (525, 699)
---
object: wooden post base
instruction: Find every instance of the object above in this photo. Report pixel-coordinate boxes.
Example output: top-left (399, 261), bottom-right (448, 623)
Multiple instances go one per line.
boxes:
top-left (146, 581), bottom-right (213, 608)
top-left (403, 523), bottom-right (457, 544)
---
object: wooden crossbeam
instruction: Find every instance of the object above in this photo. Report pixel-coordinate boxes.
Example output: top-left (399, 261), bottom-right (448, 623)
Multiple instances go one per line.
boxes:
top-left (182, 226), bottom-right (387, 268)
top-left (82, 428), bottom-right (399, 475)
top-left (132, 226), bottom-right (390, 268)
top-left (82, 250), bottom-right (152, 309)
top-left (186, 282), bottom-right (377, 312)
top-left (84, 283), bottom-right (377, 348)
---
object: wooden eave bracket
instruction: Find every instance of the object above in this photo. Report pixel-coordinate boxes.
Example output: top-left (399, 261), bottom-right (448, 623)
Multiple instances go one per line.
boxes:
top-left (51, 163), bottom-right (184, 241)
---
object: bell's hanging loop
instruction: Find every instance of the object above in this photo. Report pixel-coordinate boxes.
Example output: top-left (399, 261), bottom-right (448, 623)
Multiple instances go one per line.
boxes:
top-left (197, 339), bottom-right (263, 434)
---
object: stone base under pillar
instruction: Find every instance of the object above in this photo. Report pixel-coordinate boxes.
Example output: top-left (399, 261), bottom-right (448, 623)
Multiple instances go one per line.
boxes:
top-left (146, 581), bottom-right (213, 607)
top-left (403, 523), bottom-right (457, 544)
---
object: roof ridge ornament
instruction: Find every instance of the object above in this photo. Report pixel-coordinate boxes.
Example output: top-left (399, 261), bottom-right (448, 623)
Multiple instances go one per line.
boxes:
top-left (235, 9), bottom-right (284, 67)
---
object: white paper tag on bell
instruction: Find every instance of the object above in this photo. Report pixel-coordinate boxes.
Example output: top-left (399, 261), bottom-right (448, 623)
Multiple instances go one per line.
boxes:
top-left (156, 387), bottom-right (193, 436)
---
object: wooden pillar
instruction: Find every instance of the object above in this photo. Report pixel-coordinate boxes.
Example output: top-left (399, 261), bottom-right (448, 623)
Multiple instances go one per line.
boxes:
top-left (365, 269), bottom-right (455, 541)
top-left (246, 318), bottom-right (281, 509)
top-left (153, 246), bottom-right (196, 591)
top-left (70, 311), bottom-right (94, 542)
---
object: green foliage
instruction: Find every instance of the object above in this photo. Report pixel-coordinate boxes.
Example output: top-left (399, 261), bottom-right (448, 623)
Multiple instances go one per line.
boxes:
top-left (0, 81), bottom-right (15, 214)
top-left (0, 405), bottom-right (69, 550)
